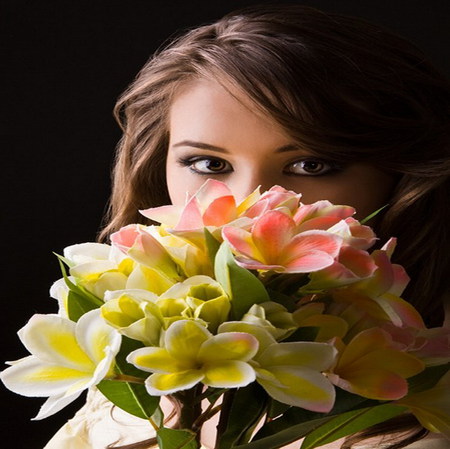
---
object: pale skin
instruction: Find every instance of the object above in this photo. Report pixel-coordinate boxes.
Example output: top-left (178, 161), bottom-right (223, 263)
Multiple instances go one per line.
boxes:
top-left (166, 78), bottom-right (397, 221)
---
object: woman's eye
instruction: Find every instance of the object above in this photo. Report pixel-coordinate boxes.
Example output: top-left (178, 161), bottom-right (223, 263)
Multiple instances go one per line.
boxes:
top-left (284, 159), bottom-right (339, 176)
top-left (179, 157), bottom-right (232, 175)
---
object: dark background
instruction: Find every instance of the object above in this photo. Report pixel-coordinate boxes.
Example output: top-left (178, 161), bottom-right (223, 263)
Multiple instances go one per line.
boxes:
top-left (2, 1), bottom-right (450, 447)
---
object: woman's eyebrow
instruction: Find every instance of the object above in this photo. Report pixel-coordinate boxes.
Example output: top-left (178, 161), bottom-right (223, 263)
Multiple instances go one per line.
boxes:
top-left (172, 140), bottom-right (230, 153)
top-left (172, 140), bottom-right (300, 154)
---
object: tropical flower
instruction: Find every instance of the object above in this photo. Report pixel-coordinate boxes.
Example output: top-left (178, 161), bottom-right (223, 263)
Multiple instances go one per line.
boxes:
top-left (63, 242), bottom-right (133, 299)
top-left (127, 320), bottom-right (258, 395)
top-left (111, 224), bottom-right (181, 280)
top-left (0, 310), bottom-right (121, 419)
top-left (222, 210), bottom-right (342, 272)
top-left (241, 302), bottom-right (297, 340)
top-left (219, 321), bottom-right (336, 412)
top-left (242, 185), bottom-right (302, 219)
top-left (328, 328), bottom-right (425, 400)
top-left (156, 275), bottom-right (231, 332)
top-left (101, 289), bottom-right (163, 346)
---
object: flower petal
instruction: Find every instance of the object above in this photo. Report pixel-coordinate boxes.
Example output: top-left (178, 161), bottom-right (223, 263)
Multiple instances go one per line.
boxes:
top-left (252, 211), bottom-right (294, 262)
top-left (198, 332), bottom-right (259, 363)
top-left (18, 315), bottom-right (94, 371)
top-left (257, 366), bottom-right (335, 412)
top-left (127, 347), bottom-right (190, 373)
top-left (144, 370), bottom-right (204, 395)
top-left (75, 309), bottom-right (121, 366)
top-left (258, 342), bottom-right (337, 371)
top-left (329, 368), bottom-right (409, 400)
top-left (0, 356), bottom-right (91, 398)
top-left (165, 320), bottom-right (211, 361)
top-left (203, 361), bottom-right (255, 388)
top-left (33, 390), bottom-right (84, 420)
top-left (222, 226), bottom-right (263, 261)
top-left (203, 195), bottom-right (237, 226)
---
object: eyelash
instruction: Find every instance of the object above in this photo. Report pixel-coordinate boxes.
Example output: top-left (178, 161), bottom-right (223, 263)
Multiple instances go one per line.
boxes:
top-left (177, 156), bottom-right (343, 176)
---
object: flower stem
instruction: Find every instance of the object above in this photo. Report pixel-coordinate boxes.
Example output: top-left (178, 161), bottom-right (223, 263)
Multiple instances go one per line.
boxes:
top-left (214, 389), bottom-right (236, 449)
top-left (177, 385), bottom-right (202, 442)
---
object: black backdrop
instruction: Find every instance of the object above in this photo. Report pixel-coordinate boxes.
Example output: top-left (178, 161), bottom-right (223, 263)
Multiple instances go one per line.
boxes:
top-left (2, 1), bottom-right (450, 447)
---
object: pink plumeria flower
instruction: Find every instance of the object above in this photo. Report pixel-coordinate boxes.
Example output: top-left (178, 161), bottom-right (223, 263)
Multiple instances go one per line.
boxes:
top-left (111, 224), bottom-right (180, 280)
top-left (222, 210), bottom-right (342, 273)
top-left (293, 200), bottom-right (355, 232)
top-left (303, 245), bottom-right (378, 291)
top-left (243, 185), bottom-right (302, 219)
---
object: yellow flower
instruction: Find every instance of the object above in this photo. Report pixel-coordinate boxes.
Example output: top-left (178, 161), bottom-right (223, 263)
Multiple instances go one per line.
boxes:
top-left (127, 320), bottom-right (258, 395)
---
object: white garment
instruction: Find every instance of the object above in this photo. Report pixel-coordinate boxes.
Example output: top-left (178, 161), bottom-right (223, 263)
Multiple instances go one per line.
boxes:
top-left (44, 388), bottom-right (449, 449)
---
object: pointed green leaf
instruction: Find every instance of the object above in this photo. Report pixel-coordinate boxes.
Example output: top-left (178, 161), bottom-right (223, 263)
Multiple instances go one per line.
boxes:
top-left (97, 379), bottom-right (159, 420)
top-left (67, 290), bottom-right (99, 322)
top-left (216, 384), bottom-right (268, 449)
top-left (234, 416), bottom-right (331, 449)
top-left (360, 204), bottom-right (388, 225)
top-left (157, 427), bottom-right (199, 449)
top-left (204, 228), bottom-right (222, 265)
top-left (214, 243), bottom-right (270, 319)
top-left (300, 404), bottom-right (406, 449)
top-left (255, 389), bottom-right (376, 439)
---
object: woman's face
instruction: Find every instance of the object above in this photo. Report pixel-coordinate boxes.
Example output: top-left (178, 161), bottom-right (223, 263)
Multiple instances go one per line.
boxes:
top-left (166, 78), bottom-right (396, 220)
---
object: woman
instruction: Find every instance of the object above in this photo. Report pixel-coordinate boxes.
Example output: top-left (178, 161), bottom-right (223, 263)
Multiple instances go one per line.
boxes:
top-left (45, 4), bottom-right (450, 449)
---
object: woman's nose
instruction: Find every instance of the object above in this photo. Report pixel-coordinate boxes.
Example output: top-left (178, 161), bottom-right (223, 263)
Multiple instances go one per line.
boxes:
top-left (231, 171), bottom-right (280, 202)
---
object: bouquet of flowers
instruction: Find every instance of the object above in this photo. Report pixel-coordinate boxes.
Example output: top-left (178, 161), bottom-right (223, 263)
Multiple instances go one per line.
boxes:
top-left (2, 180), bottom-right (449, 449)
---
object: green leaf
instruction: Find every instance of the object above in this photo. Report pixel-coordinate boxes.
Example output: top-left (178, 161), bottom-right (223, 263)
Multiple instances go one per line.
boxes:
top-left (214, 243), bottom-right (270, 319)
top-left (97, 337), bottom-right (159, 419)
top-left (267, 399), bottom-right (291, 419)
top-left (55, 254), bottom-right (103, 321)
top-left (216, 384), bottom-right (268, 449)
top-left (360, 204), bottom-right (388, 225)
top-left (156, 427), bottom-right (199, 449)
top-left (235, 403), bottom-right (405, 449)
top-left (97, 379), bottom-right (158, 420)
top-left (234, 415), bottom-right (331, 449)
top-left (300, 404), bottom-right (406, 449)
top-left (204, 228), bottom-right (222, 265)
top-left (408, 362), bottom-right (450, 394)
top-left (256, 389), bottom-right (376, 439)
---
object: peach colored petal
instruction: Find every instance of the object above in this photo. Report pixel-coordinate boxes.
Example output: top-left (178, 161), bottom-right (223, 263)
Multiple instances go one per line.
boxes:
top-left (283, 231), bottom-right (342, 263)
top-left (329, 369), bottom-right (409, 400)
top-left (139, 205), bottom-right (183, 227)
top-left (174, 197), bottom-right (203, 231)
top-left (195, 179), bottom-right (233, 208)
top-left (203, 195), bottom-right (237, 226)
top-left (252, 211), bottom-right (294, 262)
top-left (283, 251), bottom-right (335, 273)
top-left (222, 227), bottom-right (263, 261)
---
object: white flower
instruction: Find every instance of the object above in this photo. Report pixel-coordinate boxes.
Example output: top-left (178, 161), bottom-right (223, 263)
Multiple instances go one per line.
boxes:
top-left (0, 309), bottom-right (121, 419)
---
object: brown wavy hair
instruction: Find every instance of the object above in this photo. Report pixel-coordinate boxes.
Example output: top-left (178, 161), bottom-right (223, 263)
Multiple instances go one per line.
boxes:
top-left (100, 4), bottom-right (450, 448)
